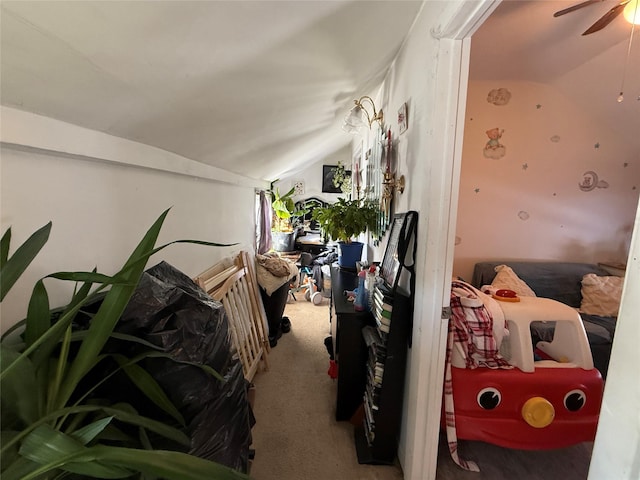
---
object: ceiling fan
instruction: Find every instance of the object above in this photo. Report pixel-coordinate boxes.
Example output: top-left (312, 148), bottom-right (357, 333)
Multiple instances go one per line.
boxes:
top-left (554, 0), bottom-right (635, 35)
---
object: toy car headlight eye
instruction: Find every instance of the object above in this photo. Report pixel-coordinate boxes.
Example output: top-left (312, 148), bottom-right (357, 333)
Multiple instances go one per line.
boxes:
top-left (564, 389), bottom-right (586, 411)
top-left (477, 387), bottom-right (501, 410)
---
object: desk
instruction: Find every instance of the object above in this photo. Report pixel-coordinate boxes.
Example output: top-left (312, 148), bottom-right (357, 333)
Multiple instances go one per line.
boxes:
top-left (295, 232), bottom-right (328, 255)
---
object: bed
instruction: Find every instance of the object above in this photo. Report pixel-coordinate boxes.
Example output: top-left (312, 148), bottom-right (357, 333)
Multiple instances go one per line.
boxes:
top-left (471, 261), bottom-right (621, 378)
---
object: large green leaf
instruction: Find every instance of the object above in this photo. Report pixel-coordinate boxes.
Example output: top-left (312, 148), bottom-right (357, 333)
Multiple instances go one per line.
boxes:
top-left (71, 417), bottom-right (114, 445)
top-left (55, 210), bottom-right (171, 411)
top-left (2, 404), bottom-right (190, 457)
top-left (0, 227), bottom-right (10, 266)
top-left (24, 280), bottom-right (51, 350)
top-left (0, 345), bottom-right (39, 426)
top-left (17, 426), bottom-right (249, 480)
top-left (0, 222), bottom-right (51, 302)
top-left (113, 354), bottom-right (185, 426)
top-left (17, 424), bottom-right (133, 479)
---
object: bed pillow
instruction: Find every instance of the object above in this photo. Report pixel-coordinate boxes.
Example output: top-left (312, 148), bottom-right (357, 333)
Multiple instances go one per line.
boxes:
top-left (580, 273), bottom-right (623, 317)
top-left (491, 264), bottom-right (537, 297)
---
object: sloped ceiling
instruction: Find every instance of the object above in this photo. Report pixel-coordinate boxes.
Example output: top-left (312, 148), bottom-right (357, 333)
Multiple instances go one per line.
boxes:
top-left (0, 0), bottom-right (423, 181)
top-left (1, 1), bottom-right (638, 181)
top-left (470, 0), bottom-right (640, 147)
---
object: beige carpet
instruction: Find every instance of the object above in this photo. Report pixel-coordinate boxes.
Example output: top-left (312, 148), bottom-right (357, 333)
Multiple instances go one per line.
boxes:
top-left (249, 295), bottom-right (404, 480)
top-left (249, 295), bottom-right (593, 480)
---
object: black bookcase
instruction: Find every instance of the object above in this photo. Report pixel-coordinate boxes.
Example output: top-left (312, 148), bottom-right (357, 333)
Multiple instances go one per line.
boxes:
top-left (355, 211), bottom-right (417, 464)
top-left (329, 267), bottom-right (374, 421)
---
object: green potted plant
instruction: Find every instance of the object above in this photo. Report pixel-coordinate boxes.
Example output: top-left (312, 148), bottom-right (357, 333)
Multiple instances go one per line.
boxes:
top-left (312, 197), bottom-right (380, 268)
top-left (269, 183), bottom-right (307, 252)
top-left (0, 211), bottom-right (248, 480)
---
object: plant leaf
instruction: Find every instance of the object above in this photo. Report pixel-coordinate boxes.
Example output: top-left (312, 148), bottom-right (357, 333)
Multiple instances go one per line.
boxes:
top-left (112, 354), bottom-right (185, 426)
top-left (94, 445), bottom-right (250, 480)
top-left (0, 222), bottom-right (51, 302)
top-left (71, 416), bottom-right (114, 445)
top-left (0, 345), bottom-right (39, 426)
top-left (0, 227), bottom-right (10, 266)
top-left (1, 403), bottom-right (190, 458)
top-left (24, 280), bottom-right (50, 349)
top-left (18, 424), bottom-right (133, 479)
top-left (55, 209), bottom-right (170, 410)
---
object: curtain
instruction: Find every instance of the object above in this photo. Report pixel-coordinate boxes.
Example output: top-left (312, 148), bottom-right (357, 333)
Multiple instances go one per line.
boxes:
top-left (257, 190), bottom-right (272, 254)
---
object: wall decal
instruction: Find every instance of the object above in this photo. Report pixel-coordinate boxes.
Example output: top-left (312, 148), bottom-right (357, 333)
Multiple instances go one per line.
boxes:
top-left (398, 102), bottom-right (408, 134)
top-left (536, 104), bottom-right (542, 109)
top-left (579, 171), bottom-right (609, 192)
top-left (293, 180), bottom-right (305, 195)
top-left (487, 88), bottom-right (511, 106)
top-left (522, 163), bottom-right (529, 170)
top-left (483, 128), bottom-right (506, 159)
top-left (594, 142), bottom-right (600, 149)
top-left (624, 162), bottom-right (629, 168)
top-left (455, 236), bottom-right (462, 246)
top-left (474, 188), bottom-right (480, 193)
top-left (518, 211), bottom-right (530, 221)
top-left (550, 135), bottom-right (561, 143)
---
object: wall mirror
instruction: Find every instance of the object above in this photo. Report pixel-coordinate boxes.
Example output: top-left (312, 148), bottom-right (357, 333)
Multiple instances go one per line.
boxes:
top-left (364, 123), bottom-right (391, 245)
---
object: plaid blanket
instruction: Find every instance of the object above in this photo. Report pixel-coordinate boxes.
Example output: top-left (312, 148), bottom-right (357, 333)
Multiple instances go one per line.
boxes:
top-left (444, 280), bottom-right (511, 471)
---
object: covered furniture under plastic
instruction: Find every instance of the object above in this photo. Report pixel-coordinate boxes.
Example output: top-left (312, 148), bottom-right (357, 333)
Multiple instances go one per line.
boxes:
top-left (116, 261), bottom-right (254, 473)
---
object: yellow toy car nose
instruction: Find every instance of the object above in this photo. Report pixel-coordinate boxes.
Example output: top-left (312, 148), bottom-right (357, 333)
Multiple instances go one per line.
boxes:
top-left (522, 397), bottom-right (555, 428)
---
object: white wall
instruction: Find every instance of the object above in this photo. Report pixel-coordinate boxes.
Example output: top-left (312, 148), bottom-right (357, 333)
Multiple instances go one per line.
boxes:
top-left (1, 110), bottom-right (261, 333)
top-left (276, 145), bottom-right (352, 204)
top-left (454, 80), bottom-right (639, 281)
top-left (356, 2), bottom-right (485, 479)
top-left (588, 201), bottom-right (640, 480)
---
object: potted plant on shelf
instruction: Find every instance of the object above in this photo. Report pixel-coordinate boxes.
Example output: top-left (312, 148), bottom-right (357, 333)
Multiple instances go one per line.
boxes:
top-left (312, 197), bottom-right (380, 268)
top-left (269, 184), bottom-right (307, 252)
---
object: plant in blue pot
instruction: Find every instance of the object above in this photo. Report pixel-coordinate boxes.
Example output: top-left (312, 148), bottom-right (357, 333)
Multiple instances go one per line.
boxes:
top-left (312, 197), bottom-right (379, 269)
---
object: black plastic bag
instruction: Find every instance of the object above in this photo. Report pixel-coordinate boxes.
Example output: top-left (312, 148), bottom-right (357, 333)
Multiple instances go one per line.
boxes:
top-left (116, 261), bottom-right (253, 472)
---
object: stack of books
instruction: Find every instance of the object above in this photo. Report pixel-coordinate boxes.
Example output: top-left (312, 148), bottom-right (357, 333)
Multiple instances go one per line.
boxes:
top-left (362, 325), bottom-right (386, 444)
top-left (372, 284), bottom-right (394, 335)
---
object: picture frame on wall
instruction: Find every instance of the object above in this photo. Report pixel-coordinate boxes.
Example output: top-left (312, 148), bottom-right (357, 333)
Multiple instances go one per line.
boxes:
top-left (398, 102), bottom-right (408, 134)
top-left (322, 165), bottom-right (351, 193)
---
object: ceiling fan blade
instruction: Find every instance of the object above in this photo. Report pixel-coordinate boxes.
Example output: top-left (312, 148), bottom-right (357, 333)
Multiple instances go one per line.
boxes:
top-left (554, 0), bottom-right (605, 18)
top-left (582, 1), bottom-right (630, 35)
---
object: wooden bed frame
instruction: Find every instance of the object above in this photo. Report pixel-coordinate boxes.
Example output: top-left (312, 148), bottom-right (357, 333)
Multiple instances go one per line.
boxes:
top-left (194, 250), bottom-right (270, 382)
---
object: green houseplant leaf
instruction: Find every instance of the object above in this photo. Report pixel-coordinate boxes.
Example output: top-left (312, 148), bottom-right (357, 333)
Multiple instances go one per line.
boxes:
top-left (312, 197), bottom-right (380, 243)
top-left (1, 211), bottom-right (248, 479)
top-left (0, 222), bottom-right (51, 301)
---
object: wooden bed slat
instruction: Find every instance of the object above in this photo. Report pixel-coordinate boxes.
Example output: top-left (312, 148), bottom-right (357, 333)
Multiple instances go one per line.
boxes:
top-left (195, 251), bottom-right (269, 381)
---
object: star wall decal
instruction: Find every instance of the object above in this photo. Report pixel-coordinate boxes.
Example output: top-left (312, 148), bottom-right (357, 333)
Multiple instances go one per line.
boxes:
top-left (594, 142), bottom-right (600, 149)
top-left (474, 188), bottom-right (480, 193)
top-left (522, 163), bottom-right (528, 170)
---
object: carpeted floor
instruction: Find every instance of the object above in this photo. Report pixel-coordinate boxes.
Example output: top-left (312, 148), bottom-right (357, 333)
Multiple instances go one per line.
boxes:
top-left (249, 295), bottom-right (593, 480)
top-left (249, 295), bottom-right (404, 480)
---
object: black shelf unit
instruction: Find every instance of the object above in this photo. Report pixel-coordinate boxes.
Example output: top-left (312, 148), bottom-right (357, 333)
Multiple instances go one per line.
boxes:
top-left (355, 211), bottom-right (417, 465)
top-left (329, 267), bottom-right (374, 421)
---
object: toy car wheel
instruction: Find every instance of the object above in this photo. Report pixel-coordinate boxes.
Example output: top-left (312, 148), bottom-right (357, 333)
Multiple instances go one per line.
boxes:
top-left (312, 292), bottom-right (323, 305)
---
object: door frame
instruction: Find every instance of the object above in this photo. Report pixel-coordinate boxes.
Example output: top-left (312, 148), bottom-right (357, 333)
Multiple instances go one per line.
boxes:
top-left (403, 2), bottom-right (500, 479)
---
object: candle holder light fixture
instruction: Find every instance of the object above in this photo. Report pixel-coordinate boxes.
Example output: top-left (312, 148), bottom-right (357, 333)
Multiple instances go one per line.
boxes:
top-left (343, 96), bottom-right (384, 133)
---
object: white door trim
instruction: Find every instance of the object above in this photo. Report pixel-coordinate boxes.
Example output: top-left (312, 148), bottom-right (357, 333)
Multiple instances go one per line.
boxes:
top-left (404, 2), bottom-right (500, 479)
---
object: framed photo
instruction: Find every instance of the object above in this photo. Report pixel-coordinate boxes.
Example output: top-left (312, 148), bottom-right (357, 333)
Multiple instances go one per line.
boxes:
top-left (322, 165), bottom-right (351, 193)
top-left (398, 102), bottom-right (408, 134)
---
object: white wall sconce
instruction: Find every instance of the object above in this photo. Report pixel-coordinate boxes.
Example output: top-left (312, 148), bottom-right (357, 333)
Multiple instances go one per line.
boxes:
top-left (343, 96), bottom-right (384, 132)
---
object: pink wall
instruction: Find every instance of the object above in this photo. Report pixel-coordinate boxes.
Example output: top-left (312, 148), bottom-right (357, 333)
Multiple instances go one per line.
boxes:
top-left (453, 81), bottom-right (639, 281)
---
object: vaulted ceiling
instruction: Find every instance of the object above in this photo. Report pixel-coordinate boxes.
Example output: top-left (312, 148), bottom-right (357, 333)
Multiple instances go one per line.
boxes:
top-left (1, 1), bottom-right (638, 182)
